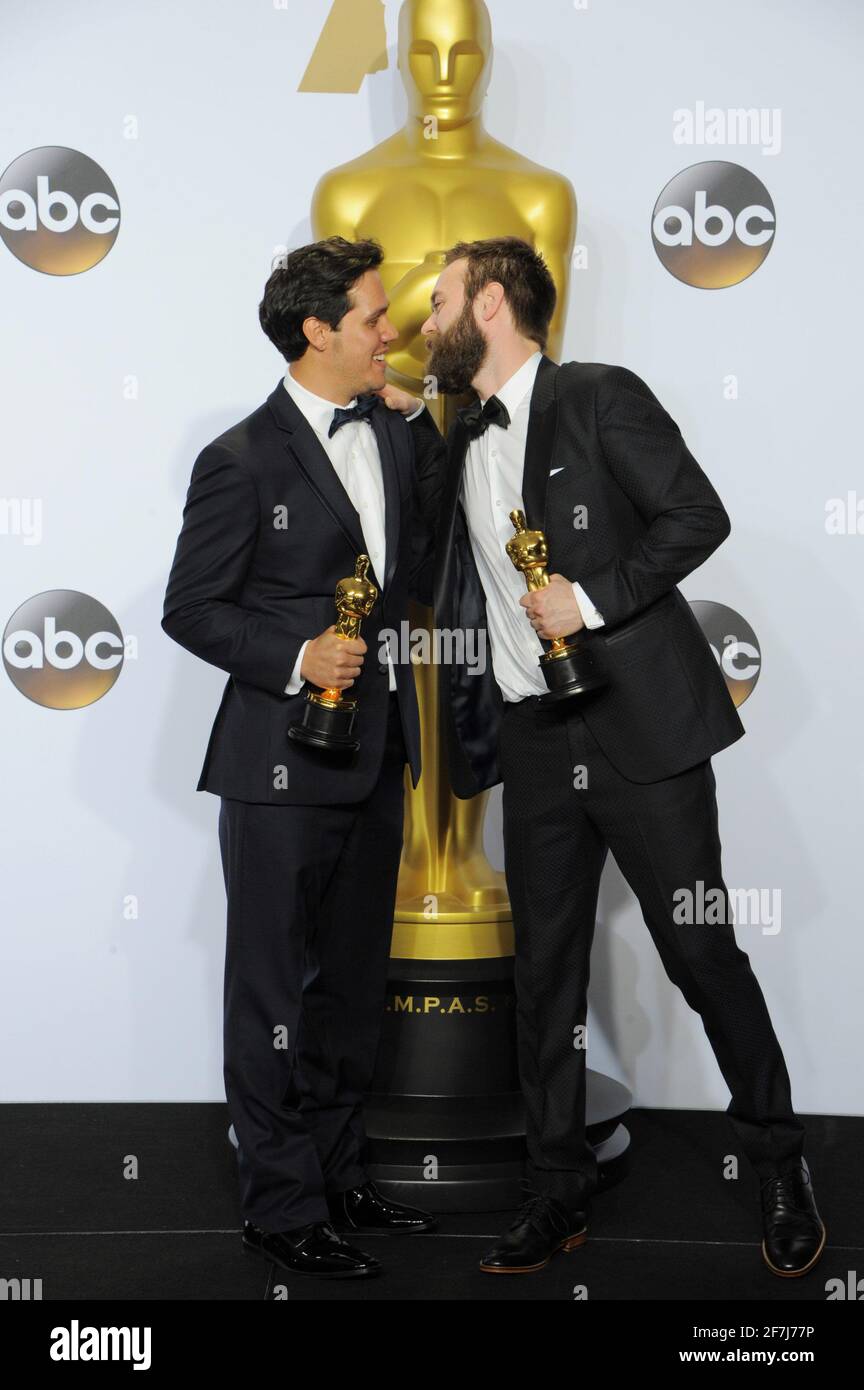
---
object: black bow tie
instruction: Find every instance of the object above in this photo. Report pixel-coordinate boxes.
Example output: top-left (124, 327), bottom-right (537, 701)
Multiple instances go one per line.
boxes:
top-left (328, 394), bottom-right (378, 438)
top-left (458, 394), bottom-right (511, 440)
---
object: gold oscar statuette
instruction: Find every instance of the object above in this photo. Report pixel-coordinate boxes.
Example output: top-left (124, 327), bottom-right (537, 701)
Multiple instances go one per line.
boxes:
top-left (288, 554), bottom-right (378, 752)
top-left (506, 509), bottom-right (607, 702)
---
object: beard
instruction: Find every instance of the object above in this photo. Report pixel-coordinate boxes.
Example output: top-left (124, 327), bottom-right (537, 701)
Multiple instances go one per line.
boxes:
top-left (426, 301), bottom-right (488, 395)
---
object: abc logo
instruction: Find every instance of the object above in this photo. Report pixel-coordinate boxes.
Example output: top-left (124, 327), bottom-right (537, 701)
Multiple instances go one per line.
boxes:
top-left (0, 147), bottom-right (120, 274)
top-left (690, 600), bottom-right (761, 706)
top-left (652, 161), bottom-right (775, 288)
top-left (3, 591), bottom-right (124, 709)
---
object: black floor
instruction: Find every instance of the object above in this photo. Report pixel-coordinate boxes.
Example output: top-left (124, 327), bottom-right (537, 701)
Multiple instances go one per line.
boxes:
top-left (0, 1105), bottom-right (860, 1301)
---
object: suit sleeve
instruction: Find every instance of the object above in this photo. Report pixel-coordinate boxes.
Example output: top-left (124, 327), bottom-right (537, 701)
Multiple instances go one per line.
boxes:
top-left (405, 405), bottom-right (447, 607)
top-left (575, 366), bottom-right (732, 627)
top-left (162, 442), bottom-right (312, 696)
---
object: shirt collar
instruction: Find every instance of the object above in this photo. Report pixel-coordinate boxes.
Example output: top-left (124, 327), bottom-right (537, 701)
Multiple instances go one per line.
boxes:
top-left (283, 365), bottom-right (357, 437)
top-left (480, 349), bottom-right (542, 419)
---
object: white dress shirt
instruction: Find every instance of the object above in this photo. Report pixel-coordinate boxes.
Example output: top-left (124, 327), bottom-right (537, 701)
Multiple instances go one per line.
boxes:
top-left (282, 367), bottom-right (404, 694)
top-left (457, 349), bottom-right (605, 703)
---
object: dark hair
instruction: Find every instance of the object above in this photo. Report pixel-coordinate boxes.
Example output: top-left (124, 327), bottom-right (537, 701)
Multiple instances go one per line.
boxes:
top-left (444, 236), bottom-right (556, 351)
top-left (259, 236), bottom-right (384, 361)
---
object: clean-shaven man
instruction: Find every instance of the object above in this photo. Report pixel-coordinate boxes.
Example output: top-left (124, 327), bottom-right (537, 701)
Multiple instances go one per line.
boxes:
top-left (162, 237), bottom-right (442, 1279)
top-left (385, 236), bottom-right (825, 1279)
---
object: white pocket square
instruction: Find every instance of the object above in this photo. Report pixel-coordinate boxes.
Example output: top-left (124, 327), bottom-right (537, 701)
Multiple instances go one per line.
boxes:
top-left (549, 467), bottom-right (565, 476)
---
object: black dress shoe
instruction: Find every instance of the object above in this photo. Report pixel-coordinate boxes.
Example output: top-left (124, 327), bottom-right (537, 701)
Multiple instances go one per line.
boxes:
top-left (761, 1158), bottom-right (826, 1277)
top-left (479, 1191), bottom-right (588, 1274)
top-left (328, 1180), bottom-right (437, 1233)
top-left (241, 1219), bottom-right (381, 1278)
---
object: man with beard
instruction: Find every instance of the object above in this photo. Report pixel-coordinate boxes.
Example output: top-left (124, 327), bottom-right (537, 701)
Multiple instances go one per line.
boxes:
top-left (382, 236), bottom-right (825, 1278)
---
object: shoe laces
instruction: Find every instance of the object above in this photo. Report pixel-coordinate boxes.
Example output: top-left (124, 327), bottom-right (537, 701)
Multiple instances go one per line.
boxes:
top-left (512, 1181), bottom-right (572, 1238)
top-left (760, 1167), bottom-right (809, 1213)
top-left (312, 1221), bottom-right (341, 1242)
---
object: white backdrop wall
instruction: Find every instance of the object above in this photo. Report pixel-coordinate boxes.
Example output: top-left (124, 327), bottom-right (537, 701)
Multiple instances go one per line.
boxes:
top-left (1, 0), bottom-right (861, 1112)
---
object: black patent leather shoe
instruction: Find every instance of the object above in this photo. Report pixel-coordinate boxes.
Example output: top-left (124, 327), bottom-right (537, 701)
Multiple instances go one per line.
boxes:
top-left (761, 1158), bottom-right (826, 1277)
top-left (242, 1219), bottom-right (381, 1278)
top-left (328, 1180), bottom-right (437, 1233)
top-left (479, 1191), bottom-right (588, 1273)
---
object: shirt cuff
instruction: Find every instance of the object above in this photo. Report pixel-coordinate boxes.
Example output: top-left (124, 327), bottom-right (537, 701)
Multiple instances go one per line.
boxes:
top-left (405, 401), bottom-right (425, 421)
top-left (285, 639), bottom-right (310, 694)
top-left (286, 642), bottom-right (396, 693)
top-left (572, 582), bottom-right (605, 629)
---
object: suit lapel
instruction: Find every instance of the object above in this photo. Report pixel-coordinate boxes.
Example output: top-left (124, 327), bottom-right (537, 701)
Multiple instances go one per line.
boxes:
top-left (432, 415), bottom-right (471, 622)
top-left (267, 380), bottom-right (400, 594)
top-left (521, 354), bottom-right (560, 532)
top-left (369, 406), bottom-right (401, 593)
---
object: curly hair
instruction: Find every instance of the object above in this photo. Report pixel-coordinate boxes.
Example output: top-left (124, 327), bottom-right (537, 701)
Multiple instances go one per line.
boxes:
top-left (259, 236), bottom-right (384, 361)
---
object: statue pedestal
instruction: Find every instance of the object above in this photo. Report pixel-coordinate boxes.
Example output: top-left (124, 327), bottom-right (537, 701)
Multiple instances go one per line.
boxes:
top-left (366, 954), bottom-right (631, 1213)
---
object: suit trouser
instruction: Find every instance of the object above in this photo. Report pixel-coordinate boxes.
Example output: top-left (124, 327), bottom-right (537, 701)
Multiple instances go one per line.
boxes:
top-left (497, 693), bottom-right (806, 1211)
top-left (217, 693), bottom-right (407, 1231)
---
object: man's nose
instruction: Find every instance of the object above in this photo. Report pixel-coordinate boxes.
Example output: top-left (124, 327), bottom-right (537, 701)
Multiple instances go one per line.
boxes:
top-left (420, 315), bottom-right (436, 336)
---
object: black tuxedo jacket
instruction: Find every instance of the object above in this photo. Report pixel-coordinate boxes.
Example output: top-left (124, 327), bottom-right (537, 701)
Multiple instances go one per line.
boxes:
top-left (162, 379), bottom-right (441, 804)
top-left (409, 355), bottom-right (745, 796)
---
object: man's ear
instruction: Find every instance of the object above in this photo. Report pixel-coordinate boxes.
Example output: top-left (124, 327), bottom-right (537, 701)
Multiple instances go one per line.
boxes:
top-left (479, 281), bottom-right (506, 322)
top-left (302, 315), bottom-right (328, 353)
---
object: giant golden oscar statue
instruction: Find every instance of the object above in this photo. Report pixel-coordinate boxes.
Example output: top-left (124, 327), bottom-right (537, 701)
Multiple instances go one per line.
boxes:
top-left (312, 0), bottom-right (575, 954)
top-left (309, 0), bottom-right (629, 1210)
